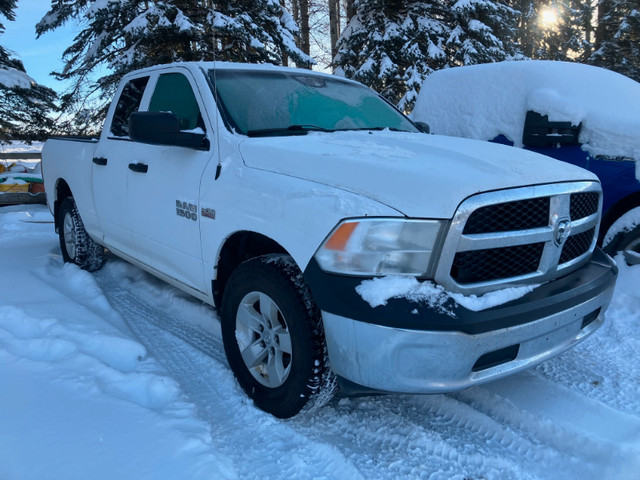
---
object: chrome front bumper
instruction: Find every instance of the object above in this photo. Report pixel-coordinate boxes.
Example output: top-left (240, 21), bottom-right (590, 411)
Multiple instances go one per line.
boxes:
top-left (322, 281), bottom-right (614, 394)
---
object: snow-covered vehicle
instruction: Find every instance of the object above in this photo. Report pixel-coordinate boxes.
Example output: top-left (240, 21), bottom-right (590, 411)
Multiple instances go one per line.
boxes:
top-left (411, 60), bottom-right (640, 265)
top-left (42, 62), bottom-right (617, 418)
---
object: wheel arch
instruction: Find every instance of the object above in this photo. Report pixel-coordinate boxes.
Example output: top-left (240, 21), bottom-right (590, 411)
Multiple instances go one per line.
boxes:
top-left (599, 190), bottom-right (640, 244)
top-left (213, 230), bottom-right (291, 309)
top-left (53, 178), bottom-right (73, 233)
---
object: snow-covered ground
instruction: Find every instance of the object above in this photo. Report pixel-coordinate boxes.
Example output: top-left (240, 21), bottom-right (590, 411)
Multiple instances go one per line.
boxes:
top-left (0, 142), bottom-right (43, 155)
top-left (1, 203), bottom-right (639, 480)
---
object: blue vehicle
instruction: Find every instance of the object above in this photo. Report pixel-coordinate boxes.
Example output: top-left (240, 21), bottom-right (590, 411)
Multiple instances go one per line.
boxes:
top-left (412, 61), bottom-right (640, 264)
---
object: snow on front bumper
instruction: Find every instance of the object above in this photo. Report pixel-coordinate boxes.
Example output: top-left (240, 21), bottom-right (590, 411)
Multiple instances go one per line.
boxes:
top-left (311, 250), bottom-right (616, 394)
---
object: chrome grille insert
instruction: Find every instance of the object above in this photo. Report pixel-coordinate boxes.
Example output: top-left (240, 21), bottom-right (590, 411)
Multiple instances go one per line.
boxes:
top-left (570, 192), bottom-right (599, 220)
top-left (452, 243), bottom-right (544, 284)
top-left (463, 197), bottom-right (550, 234)
top-left (560, 227), bottom-right (596, 264)
top-left (435, 182), bottom-right (602, 295)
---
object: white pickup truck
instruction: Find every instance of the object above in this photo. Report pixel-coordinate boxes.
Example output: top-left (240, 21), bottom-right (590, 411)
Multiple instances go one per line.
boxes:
top-left (43, 62), bottom-right (617, 418)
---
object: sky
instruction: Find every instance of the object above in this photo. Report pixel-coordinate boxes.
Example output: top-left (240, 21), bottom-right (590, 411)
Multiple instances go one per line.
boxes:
top-left (2, 0), bottom-right (77, 92)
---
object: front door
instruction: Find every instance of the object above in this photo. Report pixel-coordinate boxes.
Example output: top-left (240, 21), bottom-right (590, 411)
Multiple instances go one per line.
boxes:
top-left (125, 70), bottom-right (214, 293)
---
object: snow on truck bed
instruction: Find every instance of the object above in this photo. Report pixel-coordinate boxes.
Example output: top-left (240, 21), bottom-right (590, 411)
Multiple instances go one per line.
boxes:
top-left (411, 61), bottom-right (640, 167)
top-left (1, 204), bottom-right (640, 480)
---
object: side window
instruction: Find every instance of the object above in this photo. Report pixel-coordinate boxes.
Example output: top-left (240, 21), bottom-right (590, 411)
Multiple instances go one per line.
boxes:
top-left (148, 73), bottom-right (204, 131)
top-left (110, 76), bottom-right (150, 137)
top-left (522, 111), bottom-right (580, 147)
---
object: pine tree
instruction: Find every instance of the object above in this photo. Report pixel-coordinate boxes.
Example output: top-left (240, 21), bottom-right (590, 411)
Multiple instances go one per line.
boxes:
top-left (333, 0), bottom-right (450, 111)
top-left (508, 0), bottom-right (541, 57)
top-left (447, 0), bottom-right (521, 66)
top-left (589, 0), bottom-right (640, 82)
top-left (335, 0), bottom-right (524, 111)
top-left (36, 0), bottom-right (311, 123)
top-left (536, 0), bottom-right (594, 61)
top-left (0, 0), bottom-right (57, 143)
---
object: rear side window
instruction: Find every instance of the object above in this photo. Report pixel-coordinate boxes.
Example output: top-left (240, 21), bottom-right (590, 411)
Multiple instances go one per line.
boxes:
top-left (523, 111), bottom-right (581, 147)
top-left (148, 73), bottom-right (203, 131)
top-left (110, 76), bottom-right (150, 137)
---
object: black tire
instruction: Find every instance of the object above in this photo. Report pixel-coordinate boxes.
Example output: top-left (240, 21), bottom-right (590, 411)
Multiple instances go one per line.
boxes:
top-left (221, 254), bottom-right (337, 418)
top-left (57, 197), bottom-right (105, 272)
top-left (603, 222), bottom-right (640, 266)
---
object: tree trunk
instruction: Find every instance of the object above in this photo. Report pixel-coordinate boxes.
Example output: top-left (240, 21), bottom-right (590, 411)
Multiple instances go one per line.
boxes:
top-left (595, 0), bottom-right (613, 48)
top-left (300, 0), bottom-right (311, 61)
top-left (345, 0), bottom-right (355, 23)
top-left (329, 0), bottom-right (340, 59)
top-left (580, 0), bottom-right (594, 59)
top-left (281, 0), bottom-right (289, 66)
top-left (513, 0), bottom-right (536, 58)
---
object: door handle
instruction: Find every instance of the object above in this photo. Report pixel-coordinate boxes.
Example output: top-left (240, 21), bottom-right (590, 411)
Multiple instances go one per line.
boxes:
top-left (128, 162), bottom-right (148, 173)
top-left (92, 157), bottom-right (108, 166)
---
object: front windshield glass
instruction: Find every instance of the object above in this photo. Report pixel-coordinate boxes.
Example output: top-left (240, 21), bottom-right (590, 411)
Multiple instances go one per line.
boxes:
top-left (208, 69), bottom-right (419, 136)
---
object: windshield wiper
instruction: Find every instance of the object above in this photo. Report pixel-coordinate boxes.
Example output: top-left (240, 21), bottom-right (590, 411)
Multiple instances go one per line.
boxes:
top-left (338, 126), bottom-right (412, 133)
top-left (246, 124), bottom-right (333, 137)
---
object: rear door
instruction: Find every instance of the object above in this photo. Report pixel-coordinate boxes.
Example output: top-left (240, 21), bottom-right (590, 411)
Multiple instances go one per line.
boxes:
top-left (92, 75), bottom-right (151, 255)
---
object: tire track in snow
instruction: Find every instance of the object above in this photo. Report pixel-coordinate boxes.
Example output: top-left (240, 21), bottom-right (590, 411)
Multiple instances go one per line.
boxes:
top-left (293, 394), bottom-right (539, 480)
top-left (293, 388), bottom-right (608, 480)
top-left (93, 261), bottom-right (528, 479)
top-left (89, 261), bottom-right (579, 480)
top-left (93, 261), bottom-right (365, 480)
top-left (55, 256), bottom-right (640, 480)
top-left (453, 373), bottom-right (640, 479)
top-left (534, 345), bottom-right (640, 417)
top-left (532, 305), bottom-right (640, 417)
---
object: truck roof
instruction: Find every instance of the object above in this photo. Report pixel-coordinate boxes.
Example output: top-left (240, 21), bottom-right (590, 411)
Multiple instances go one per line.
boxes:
top-left (123, 61), bottom-right (346, 82)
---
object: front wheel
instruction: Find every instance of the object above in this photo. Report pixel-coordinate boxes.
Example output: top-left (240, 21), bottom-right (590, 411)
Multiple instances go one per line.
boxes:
top-left (57, 197), bottom-right (105, 271)
top-left (221, 254), bottom-right (337, 418)
top-left (603, 207), bottom-right (640, 266)
top-left (604, 223), bottom-right (640, 265)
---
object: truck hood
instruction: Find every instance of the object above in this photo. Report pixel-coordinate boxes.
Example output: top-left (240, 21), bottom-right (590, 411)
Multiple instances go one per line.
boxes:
top-left (237, 130), bottom-right (598, 218)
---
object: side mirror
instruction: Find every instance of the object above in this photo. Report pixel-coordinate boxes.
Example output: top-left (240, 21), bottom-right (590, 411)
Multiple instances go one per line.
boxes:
top-left (129, 111), bottom-right (209, 150)
top-left (414, 121), bottom-right (431, 134)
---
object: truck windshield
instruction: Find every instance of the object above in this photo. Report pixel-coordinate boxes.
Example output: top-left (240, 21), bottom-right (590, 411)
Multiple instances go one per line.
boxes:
top-left (207, 69), bottom-right (419, 137)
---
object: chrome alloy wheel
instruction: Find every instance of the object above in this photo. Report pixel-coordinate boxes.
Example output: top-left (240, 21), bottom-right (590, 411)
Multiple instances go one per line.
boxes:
top-left (63, 211), bottom-right (77, 260)
top-left (235, 291), bottom-right (293, 388)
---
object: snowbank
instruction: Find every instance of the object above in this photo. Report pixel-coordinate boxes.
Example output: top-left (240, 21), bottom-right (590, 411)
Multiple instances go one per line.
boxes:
top-left (0, 141), bottom-right (43, 154)
top-left (411, 61), bottom-right (640, 168)
top-left (0, 205), bottom-right (235, 480)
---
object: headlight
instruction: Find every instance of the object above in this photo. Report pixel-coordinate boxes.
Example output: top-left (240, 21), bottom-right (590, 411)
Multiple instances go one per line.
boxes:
top-left (314, 218), bottom-right (443, 276)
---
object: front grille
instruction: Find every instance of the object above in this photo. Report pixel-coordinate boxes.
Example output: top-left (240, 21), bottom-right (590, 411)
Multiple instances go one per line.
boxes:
top-left (435, 182), bottom-right (602, 295)
top-left (463, 197), bottom-right (550, 234)
top-left (560, 228), bottom-right (595, 264)
top-left (570, 192), bottom-right (599, 220)
top-left (452, 243), bottom-right (544, 284)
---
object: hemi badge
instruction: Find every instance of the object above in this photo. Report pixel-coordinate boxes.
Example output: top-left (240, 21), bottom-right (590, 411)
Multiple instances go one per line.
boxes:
top-left (201, 207), bottom-right (216, 220)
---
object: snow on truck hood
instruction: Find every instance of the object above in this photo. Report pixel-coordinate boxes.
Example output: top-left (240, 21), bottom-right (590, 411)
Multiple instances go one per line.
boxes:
top-left (411, 61), bottom-right (640, 165)
top-left (238, 130), bottom-right (597, 218)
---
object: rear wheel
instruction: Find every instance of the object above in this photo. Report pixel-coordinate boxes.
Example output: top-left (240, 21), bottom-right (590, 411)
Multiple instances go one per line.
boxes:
top-left (221, 254), bottom-right (337, 418)
top-left (58, 197), bottom-right (105, 271)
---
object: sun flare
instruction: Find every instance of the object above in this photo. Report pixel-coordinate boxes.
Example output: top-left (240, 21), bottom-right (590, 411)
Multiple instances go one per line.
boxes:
top-left (539, 7), bottom-right (559, 28)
